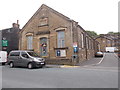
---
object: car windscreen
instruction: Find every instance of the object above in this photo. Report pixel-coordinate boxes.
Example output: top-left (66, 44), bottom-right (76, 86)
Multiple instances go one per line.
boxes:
top-left (27, 52), bottom-right (39, 57)
top-left (97, 52), bottom-right (103, 54)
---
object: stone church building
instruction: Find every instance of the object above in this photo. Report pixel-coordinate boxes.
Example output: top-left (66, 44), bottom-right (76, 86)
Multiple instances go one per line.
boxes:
top-left (19, 4), bottom-right (98, 65)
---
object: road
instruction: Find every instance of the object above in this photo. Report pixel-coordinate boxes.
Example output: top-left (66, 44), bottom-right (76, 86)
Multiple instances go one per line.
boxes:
top-left (1, 53), bottom-right (119, 88)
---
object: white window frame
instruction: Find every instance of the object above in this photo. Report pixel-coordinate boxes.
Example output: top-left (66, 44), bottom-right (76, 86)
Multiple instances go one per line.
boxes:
top-left (57, 31), bottom-right (65, 48)
top-left (81, 33), bottom-right (84, 48)
top-left (27, 36), bottom-right (33, 50)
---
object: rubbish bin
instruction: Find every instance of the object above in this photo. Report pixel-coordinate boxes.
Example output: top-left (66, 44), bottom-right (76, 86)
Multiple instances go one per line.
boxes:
top-left (72, 55), bottom-right (78, 66)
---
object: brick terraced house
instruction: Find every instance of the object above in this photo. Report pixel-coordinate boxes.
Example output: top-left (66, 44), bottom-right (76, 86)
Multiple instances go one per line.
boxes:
top-left (95, 34), bottom-right (119, 52)
top-left (19, 4), bottom-right (98, 65)
top-left (0, 21), bottom-right (20, 54)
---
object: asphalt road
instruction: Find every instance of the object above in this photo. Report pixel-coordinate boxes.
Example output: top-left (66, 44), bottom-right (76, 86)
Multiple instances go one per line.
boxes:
top-left (1, 53), bottom-right (119, 88)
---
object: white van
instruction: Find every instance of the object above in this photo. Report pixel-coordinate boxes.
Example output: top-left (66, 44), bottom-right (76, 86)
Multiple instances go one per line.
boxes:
top-left (105, 47), bottom-right (116, 52)
top-left (0, 51), bottom-right (7, 65)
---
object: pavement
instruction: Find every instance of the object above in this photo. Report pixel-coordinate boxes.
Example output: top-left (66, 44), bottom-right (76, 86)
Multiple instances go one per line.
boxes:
top-left (45, 54), bottom-right (105, 68)
top-left (77, 57), bottom-right (104, 67)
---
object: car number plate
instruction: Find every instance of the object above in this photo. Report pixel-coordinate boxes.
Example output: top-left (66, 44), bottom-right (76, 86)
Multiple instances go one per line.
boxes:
top-left (41, 63), bottom-right (44, 64)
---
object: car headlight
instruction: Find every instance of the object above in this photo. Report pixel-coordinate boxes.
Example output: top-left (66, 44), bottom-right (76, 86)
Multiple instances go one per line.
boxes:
top-left (34, 58), bottom-right (41, 62)
top-left (39, 58), bottom-right (45, 62)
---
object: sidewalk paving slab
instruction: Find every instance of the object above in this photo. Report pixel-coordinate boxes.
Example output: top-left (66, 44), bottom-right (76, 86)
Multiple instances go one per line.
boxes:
top-left (76, 57), bottom-right (103, 66)
top-left (45, 57), bottom-right (103, 68)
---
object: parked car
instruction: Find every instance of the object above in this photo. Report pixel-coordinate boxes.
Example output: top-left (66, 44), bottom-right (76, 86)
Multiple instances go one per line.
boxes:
top-left (95, 52), bottom-right (103, 57)
top-left (7, 50), bottom-right (45, 69)
top-left (0, 51), bottom-right (7, 65)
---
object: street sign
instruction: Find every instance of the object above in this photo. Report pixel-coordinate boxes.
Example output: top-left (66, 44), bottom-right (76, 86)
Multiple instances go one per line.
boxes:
top-left (56, 50), bottom-right (66, 57)
top-left (56, 50), bottom-right (60, 56)
top-left (74, 47), bottom-right (78, 53)
top-left (73, 42), bottom-right (77, 47)
top-left (2, 40), bottom-right (8, 46)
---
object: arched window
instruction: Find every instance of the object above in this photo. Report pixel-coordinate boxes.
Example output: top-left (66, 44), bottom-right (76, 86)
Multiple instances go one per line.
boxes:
top-left (27, 36), bottom-right (33, 50)
top-left (57, 31), bottom-right (65, 48)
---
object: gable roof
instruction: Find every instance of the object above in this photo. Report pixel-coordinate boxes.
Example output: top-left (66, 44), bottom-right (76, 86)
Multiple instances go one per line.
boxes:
top-left (95, 35), bottom-right (113, 40)
top-left (43, 4), bottom-right (71, 21)
top-left (20, 4), bottom-right (72, 33)
top-left (77, 25), bottom-right (95, 40)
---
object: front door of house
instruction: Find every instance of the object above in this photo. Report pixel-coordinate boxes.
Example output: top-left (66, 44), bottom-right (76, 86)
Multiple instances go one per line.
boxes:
top-left (40, 37), bottom-right (47, 57)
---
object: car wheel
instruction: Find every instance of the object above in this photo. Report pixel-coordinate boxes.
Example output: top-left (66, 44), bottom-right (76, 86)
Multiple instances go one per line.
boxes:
top-left (9, 62), bottom-right (14, 68)
top-left (27, 63), bottom-right (33, 69)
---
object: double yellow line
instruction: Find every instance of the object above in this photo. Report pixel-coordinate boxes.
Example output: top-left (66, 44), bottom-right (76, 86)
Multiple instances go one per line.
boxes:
top-left (60, 65), bottom-right (80, 68)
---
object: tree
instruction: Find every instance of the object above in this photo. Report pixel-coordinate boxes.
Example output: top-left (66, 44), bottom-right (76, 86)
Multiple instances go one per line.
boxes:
top-left (86, 30), bottom-right (98, 38)
top-left (107, 31), bottom-right (114, 34)
top-left (107, 31), bottom-right (120, 34)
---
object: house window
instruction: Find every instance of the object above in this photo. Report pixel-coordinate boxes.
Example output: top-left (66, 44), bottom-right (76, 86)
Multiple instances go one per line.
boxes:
top-left (40, 37), bottom-right (48, 57)
top-left (107, 40), bottom-right (111, 44)
top-left (81, 33), bottom-right (84, 48)
top-left (89, 39), bottom-right (92, 49)
top-left (27, 36), bottom-right (33, 50)
top-left (57, 31), bottom-right (65, 48)
top-left (92, 41), bottom-right (94, 49)
top-left (86, 37), bottom-right (89, 49)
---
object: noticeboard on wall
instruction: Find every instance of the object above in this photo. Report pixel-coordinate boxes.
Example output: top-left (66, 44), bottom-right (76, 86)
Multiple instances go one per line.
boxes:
top-left (56, 50), bottom-right (66, 57)
top-left (60, 50), bottom-right (66, 57)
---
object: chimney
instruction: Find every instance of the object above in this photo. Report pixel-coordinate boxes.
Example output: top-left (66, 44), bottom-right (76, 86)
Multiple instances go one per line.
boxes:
top-left (12, 20), bottom-right (20, 28)
top-left (17, 20), bottom-right (19, 24)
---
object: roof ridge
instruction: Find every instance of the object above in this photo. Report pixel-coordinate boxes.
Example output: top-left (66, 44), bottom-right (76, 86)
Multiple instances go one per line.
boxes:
top-left (42, 4), bottom-right (71, 21)
top-left (20, 4), bottom-right (72, 33)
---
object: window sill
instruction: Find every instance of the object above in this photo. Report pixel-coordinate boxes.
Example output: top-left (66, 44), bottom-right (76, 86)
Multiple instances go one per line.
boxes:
top-left (54, 47), bottom-right (68, 50)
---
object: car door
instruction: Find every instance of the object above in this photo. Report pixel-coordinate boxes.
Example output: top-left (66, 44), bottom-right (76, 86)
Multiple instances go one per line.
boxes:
top-left (8, 52), bottom-right (20, 66)
top-left (20, 52), bottom-right (30, 67)
top-left (13, 52), bottom-right (21, 66)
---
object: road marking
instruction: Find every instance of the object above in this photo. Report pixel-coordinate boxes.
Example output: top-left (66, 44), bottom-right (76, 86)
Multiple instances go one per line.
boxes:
top-left (114, 53), bottom-right (118, 58)
top-left (83, 53), bottom-right (105, 67)
top-left (95, 53), bottom-right (106, 65)
top-left (85, 53), bottom-right (106, 66)
top-left (60, 65), bottom-right (80, 68)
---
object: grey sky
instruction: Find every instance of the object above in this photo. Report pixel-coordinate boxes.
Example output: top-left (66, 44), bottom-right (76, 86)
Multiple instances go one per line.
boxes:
top-left (0, 0), bottom-right (118, 34)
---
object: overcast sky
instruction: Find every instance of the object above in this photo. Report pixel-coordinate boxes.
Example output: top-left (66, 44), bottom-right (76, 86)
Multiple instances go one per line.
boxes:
top-left (0, 0), bottom-right (119, 34)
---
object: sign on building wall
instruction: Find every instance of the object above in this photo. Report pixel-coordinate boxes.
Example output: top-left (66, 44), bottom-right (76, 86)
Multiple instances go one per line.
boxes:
top-left (39, 17), bottom-right (48, 26)
top-left (73, 42), bottom-right (78, 53)
top-left (74, 47), bottom-right (78, 53)
top-left (56, 50), bottom-right (66, 57)
top-left (56, 50), bottom-right (60, 56)
top-left (60, 50), bottom-right (66, 57)
top-left (73, 42), bottom-right (77, 47)
top-left (2, 40), bottom-right (8, 46)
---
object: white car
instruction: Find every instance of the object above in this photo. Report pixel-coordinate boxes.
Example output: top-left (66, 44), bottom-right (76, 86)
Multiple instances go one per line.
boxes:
top-left (0, 51), bottom-right (7, 65)
top-left (95, 52), bottom-right (103, 57)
